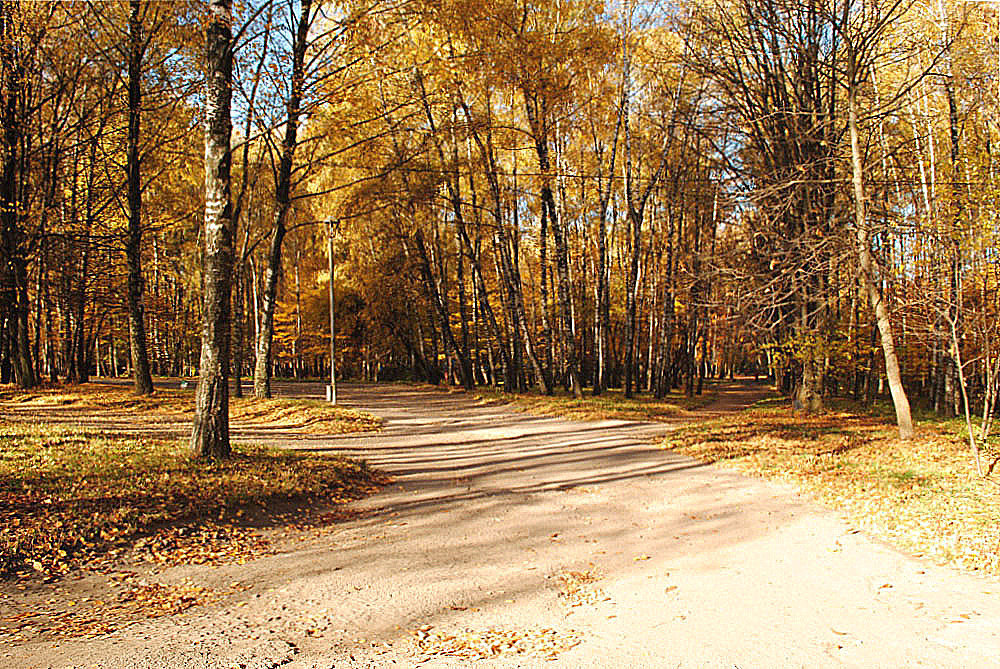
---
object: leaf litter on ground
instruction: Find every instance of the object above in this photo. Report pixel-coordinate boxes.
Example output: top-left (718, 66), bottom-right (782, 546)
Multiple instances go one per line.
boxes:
top-left (661, 404), bottom-right (1000, 575)
top-left (0, 422), bottom-right (387, 581)
top-left (0, 382), bottom-right (389, 640)
top-left (556, 567), bottom-right (609, 609)
top-left (0, 382), bottom-right (382, 434)
top-left (474, 384), bottom-right (719, 422)
top-left (412, 625), bottom-right (583, 662)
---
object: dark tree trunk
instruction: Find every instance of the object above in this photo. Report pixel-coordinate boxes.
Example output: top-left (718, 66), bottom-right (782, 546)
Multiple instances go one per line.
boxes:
top-left (590, 111), bottom-right (620, 396)
top-left (619, 29), bottom-right (668, 399)
top-left (126, 0), bottom-right (154, 395)
top-left (73, 257), bottom-right (88, 383)
top-left (538, 179), bottom-right (553, 386)
top-left (0, 0), bottom-right (34, 388)
top-left (410, 73), bottom-right (477, 389)
top-left (455, 228), bottom-right (472, 379)
top-left (253, 221), bottom-right (284, 397)
top-left (655, 211), bottom-right (675, 398)
top-left (497, 226), bottom-right (548, 394)
top-left (942, 53), bottom-right (962, 416)
top-left (413, 229), bottom-right (471, 389)
top-left (1, 316), bottom-right (11, 383)
top-left (191, 0), bottom-right (234, 458)
top-left (459, 92), bottom-right (544, 393)
top-left (624, 206), bottom-right (641, 398)
top-left (69, 135), bottom-right (99, 385)
top-left (14, 257), bottom-right (33, 385)
top-left (231, 264), bottom-right (245, 397)
top-left (523, 89), bottom-right (581, 398)
top-left (253, 0), bottom-right (311, 398)
top-left (594, 204), bottom-right (611, 396)
top-left (457, 217), bottom-right (511, 385)
top-left (229, 16), bottom-right (268, 398)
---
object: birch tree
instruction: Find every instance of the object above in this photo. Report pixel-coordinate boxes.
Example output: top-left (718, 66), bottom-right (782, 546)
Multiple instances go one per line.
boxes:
top-left (191, 0), bottom-right (234, 458)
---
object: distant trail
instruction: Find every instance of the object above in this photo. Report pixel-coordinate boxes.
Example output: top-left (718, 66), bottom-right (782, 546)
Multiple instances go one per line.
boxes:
top-left (8, 379), bottom-right (1000, 668)
top-left (696, 377), bottom-right (775, 414)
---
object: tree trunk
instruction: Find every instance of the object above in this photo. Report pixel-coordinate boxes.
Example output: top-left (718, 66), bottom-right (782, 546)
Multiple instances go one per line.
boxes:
top-left (847, 63), bottom-right (913, 440)
top-left (655, 211), bottom-right (675, 398)
top-left (413, 229), bottom-right (470, 389)
top-left (0, 0), bottom-right (34, 389)
top-left (594, 206), bottom-right (609, 395)
top-left (538, 173), bottom-right (554, 387)
top-left (14, 259), bottom-right (33, 386)
top-left (253, 0), bottom-right (311, 398)
top-left (523, 89), bottom-right (581, 398)
top-left (293, 247), bottom-right (302, 378)
top-left (456, 227), bottom-right (471, 379)
top-left (126, 0), bottom-right (154, 395)
top-left (231, 264), bottom-right (245, 397)
top-left (191, 0), bottom-right (234, 458)
top-left (624, 206), bottom-right (641, 398)
top-left (496, 227), bottom-right (547, 393)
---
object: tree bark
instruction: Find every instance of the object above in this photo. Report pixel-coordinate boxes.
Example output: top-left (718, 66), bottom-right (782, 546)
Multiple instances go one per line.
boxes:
top-left (458, 92), bottom-right (545, 393)
top-left (594, 203), bottom-right (610, 394)
top-left (191, 0), bottom-right (234, 458)
top-left (413, 228), bottom-right (470, 389)
top-left (0, 0), bottom-right (35, 388)
top-left (847, 61), bottom-right (913, 440)
top-left (591, 120), bottom-right (620, 395)
top-left (619, 19), bottom-right (670, 399)
top-left (231, 265), bottom-right (245, 397)
top-left (655, 210), bottom-right (676, 397)
top-left (126, 0), bottom-right (154, 395)
top-left (253, 0), bottom-right (311, 398)
top-left (455, 226), bottom-right (472, 379)
top-left (409, 75), bottom-right (477, 388)
top-left (523, 89), bottom-right (581, 398)
top-left (624, 204), bottom-right (641, 398)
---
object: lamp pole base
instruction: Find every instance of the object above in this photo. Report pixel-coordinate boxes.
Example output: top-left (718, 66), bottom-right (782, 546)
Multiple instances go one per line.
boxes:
top-left (326, 384), bottom-right (336, 404)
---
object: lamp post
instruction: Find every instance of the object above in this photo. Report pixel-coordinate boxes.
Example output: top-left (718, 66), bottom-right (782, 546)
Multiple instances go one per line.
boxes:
top-left (326, 219), bottom-right (337, 404)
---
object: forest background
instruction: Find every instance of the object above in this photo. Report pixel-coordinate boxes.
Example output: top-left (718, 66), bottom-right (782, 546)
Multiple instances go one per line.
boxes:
top-left (1, 0), bottom-right (999, 465)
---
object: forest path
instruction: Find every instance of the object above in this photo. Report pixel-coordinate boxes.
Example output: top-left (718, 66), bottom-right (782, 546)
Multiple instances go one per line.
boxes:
top-left (10, 380), bottom-right (1000, 668)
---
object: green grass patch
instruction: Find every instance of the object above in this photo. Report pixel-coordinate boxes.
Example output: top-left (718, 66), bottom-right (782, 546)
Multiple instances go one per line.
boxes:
top-left (0, 422), bottom-right (386, 580)
top-left (662, 406), bottom-right (1000, 574)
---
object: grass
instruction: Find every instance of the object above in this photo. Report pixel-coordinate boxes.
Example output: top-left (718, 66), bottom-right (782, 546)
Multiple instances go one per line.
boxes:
top-left (0, 382), bottom-right (386, 580)
top-left (0, 382), bottom-right (382, 434)
top-left (475, 382), bottom-right (720, 422)
top-left (662, 401), bottom-right (1000, 575)
top-left (0, 422), bottom-right (387, 579)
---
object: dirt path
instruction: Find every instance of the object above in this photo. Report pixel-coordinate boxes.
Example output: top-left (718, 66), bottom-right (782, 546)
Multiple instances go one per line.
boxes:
top-left (7, 381), bottom-right (1000, 668)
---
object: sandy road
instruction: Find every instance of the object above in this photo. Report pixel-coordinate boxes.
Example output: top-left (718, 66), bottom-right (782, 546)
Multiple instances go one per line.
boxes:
top-left (7, 381), bottom-right (1000, 668)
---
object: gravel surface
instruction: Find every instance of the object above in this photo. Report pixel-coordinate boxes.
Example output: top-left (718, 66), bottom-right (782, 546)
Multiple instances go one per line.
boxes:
top-left (6, 381), bottom-right (1000, 668)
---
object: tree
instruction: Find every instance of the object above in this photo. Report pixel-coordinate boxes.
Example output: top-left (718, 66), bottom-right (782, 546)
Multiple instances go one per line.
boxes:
top-left (686, 0), bottom-right (845, 410)
top-left (620, 2), bottom-right (673, 399)
top-left (191, 0), bottom-right (234, 458)
top-left (838, 0), bottom-right (916, 439)
top-left (125, 0), bottom-right (155, 395)
top-left (0, 0), bottom-right (39, 389)
top-left (252, 0), bottom-right (314, 398)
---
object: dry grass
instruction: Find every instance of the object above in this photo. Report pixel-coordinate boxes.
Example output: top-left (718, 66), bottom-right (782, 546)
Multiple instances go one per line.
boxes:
top-left (663, 402), bottom-right (1000, 575)
top-left (0, 420), bottom-right (387, 580)
top-left (0, 382), bottom-right (386, 581)
top-left (0, 382), bottom-right (381, 434)
top-left (229, 397), bottom-right (380, 433)
top-left (476, 385), bottom-right (718, 422)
